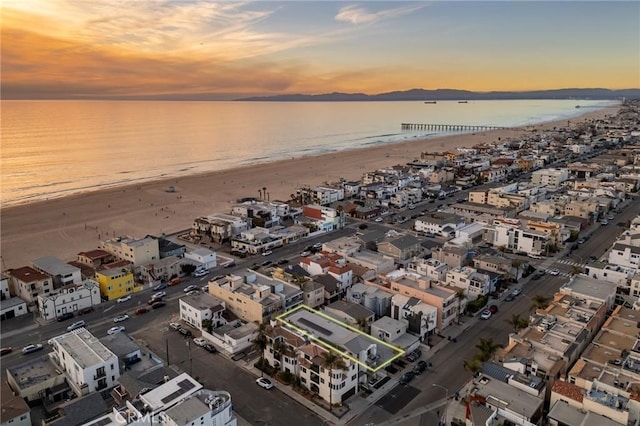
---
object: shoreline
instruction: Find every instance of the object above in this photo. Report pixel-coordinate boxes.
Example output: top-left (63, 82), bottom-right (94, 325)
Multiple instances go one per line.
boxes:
top-left (0, 106), bottom-right (618, 268)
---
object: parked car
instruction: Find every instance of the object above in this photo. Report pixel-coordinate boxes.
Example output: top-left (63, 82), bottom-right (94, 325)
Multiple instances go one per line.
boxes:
top-left (193, 337), bottom-right (207, 347)
top-left (117, 295), bottom-right (132, 303)
top-left (78, 306), bottom-right (94, 315)
top-left (488, 305), bottom-right (498, 314)
top-left (178, 328), bottom-right (193, 337)
top-left (67, 320), bottom-right (85, 331)
top-left (170, 322), bottom-right (181, 331)
top-left (505, 293), bottom-right (516, 302)
top-left (201, 284), bottom-right (210, 292)
top-left (22, 344), bottom-right (43, 354)
top-left (300, 251), bottom-right (311, 257)
top-left (153, 283), bottom-right (166, 291)
top-left (577, 238), bottom-right (586, 244)
top-left (261, 260), bottom-right (272, 267)
top-left (168, 277), bottom-right (181, 286)
top-left (57, 312), bottom-right (74, 322)
top-left (532, 270), bottom-right (545, 280)
top-left (480, 309), bottom-right (492, 320)
top-left (183, 285), bottom-right (197, 293)
top-left (511, 289), bottom-right (521, 296)
top-left (135, 307), bottom-right (149, 315)
top-left (153, 291), bottom-right (167, 299)
top-left (262, 250), bottom-right (273, 256)
top-left (203, 343), bottom-right (218, 353)
top-left (413, 360), bottom-right (427, 375)
top-left (193, 269), bottom-right (207, 277)
top-left (399, 371), bottom-right (415, 385)
top-left (549, 269), bottom-right (560, 276)
top-left (151, 301), bottom-right (166, 309)
top-left (0, 347), bottom-right (12, 356)
top-left (148, 297), bottom-right (163, 305)
top-left (107, 326), bottom-right (125, 335)
top-left (113, 314), bottom-right (129, 323)
top-left (277, 259), bottom-right (289, 265)
top-left (256, 377), bottom-right (274, 390)
top-left (405, 349), bottom-right (421, 362)
top-left (224, 261), bottom-right (236, 268)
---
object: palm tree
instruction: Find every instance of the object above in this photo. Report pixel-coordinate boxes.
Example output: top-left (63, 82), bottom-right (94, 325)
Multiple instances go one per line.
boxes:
top-left (258, 188), bottom-right (263, 200)
top-left (262, 187), bottom-right (267, 201)
top-left (530, 295), bottom-right (550, 312)
top-left (570, 265), bottom-right (583, 276)
top-left (506, 313), bottom-right (529, 332)
top-left (252, 323), bottom-right (271, 376)
top-left (463, 359), bottom-right (482, 374)
top-left (454, 289), bottom-right (467, 323)
top-left (474, 337), bottom-right (503, 362)
top-left (321, 350), bottom-right (347, 412)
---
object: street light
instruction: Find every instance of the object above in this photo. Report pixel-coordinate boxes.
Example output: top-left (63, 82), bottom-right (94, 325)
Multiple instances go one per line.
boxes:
top-left (432, 383), bottom-right (449, 425)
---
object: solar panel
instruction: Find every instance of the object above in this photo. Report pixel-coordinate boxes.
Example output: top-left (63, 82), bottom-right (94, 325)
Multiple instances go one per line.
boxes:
top-left (178, 379), bottom-right (195, 391)
top-left (298, 317), bottom-right (332, 336)
top-left (160, 379), bottom-right (196, 404)
top-left (90, 418), bottom-right (112, 426)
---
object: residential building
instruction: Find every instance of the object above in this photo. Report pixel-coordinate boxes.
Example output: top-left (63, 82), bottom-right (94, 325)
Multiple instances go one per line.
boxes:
top-left (139, 256), bottom-right (183, 284)
top-left (390, 294), bottom-right (438, 341)
top-left (203, 320), bottom-right (259, 356)
top-left (445, 267), bottom-right (494, 298)
top-left (414, 212), bottom-right (465, 237)
top-left (324, 300), bottom-right (375, 332)
top-left (487, 218), bottom-right (549, 256)
top-left (296, 186), bottom-right (345, 206)
top-left (37, 279), bottom-right (101, 321)
top-left (299, 205), bottom-right (345, 232)
top-left (0, 296), bottom-right (28, 321)
top-left (6, 355), bottom-right (67, 403)
top-left (431, 245), bottom-right (470, 269)
top-left (184, 248), bottom-right (217, 270)
top-left (95, 268), bottom-right (137, 301)
top-left (376, 234), bottom-right (423, 262)
top-left (155, 236), bottom-right (186, 259)
top-left (301, 280), bottom-right (325, 309)
top-left (7, 266), bottom-right (53, 304)
top-left (230, 226), bottom-right (284, 254)
top-left (179, 293), bottom-right (226, 330)
top-left (207, 271), bottom-right (302, 324)
top-left (32, 256), bottom-right (82, 288)
top-left (49, 328), bottom-right (120, 396)
top-left (531, 168), bottom-right (569, 188)
top-left (76, 249), bottom-right (115, 269)
top-left (100, 236), bottom-right (160, 266)
top-left (231, 200), bottom-right (284, 228)
top-left (0, 381), bottom-right (31, 426)
top-left (609, 242), bottom-right (640, 270)
top-left (192, 213), bottom-right (249, 243)
top-left (450, 202), bottom-right (516, 222)
top-left (346, 283), bottom-right (393, 318)
top-left (370, 316), bottom-right (420, 352)
top-left (299, 252), bottom-right (353, 294)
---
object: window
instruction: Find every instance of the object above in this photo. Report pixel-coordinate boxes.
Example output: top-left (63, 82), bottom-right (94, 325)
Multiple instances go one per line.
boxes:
top-left (111, 363), bottom-right (114, 370)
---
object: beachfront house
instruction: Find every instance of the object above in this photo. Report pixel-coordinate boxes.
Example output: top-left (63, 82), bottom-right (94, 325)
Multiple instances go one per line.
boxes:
top-left (192, 213), bottom-right (249, 244)
top-left (7, 266), bottom-right (53, 304)
top-left (95, 267), bottom-right (139, 301)
top-left (100, 236), bottom-right (160, 267)
top-left (37, 279), bottom-right (101, 321)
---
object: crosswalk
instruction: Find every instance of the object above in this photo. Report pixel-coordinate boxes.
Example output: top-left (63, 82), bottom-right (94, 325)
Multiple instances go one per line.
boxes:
top-left (557, 259), bottom-right (586, 268)
top-left (534, 259), bottom-right (588, 278)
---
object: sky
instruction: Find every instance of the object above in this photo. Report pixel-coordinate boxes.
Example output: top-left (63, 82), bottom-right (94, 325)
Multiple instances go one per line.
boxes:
top-left (2, 1), bottom-right (639, 100)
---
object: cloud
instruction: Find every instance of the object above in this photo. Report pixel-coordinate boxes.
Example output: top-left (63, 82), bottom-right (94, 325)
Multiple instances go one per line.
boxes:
top-left (335, 3), bottom-right (423, 25)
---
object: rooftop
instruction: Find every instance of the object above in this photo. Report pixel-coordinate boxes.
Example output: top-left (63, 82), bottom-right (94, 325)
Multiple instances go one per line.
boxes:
top-left (9, 265), bottom-right (49, 282)
top-left (472, 374), bottom-right (543, 419)
top-left (560, 274), bottom-right (617, 303)
top-left (7, 355), bottom-right (61, 390)
top-left (52, 328), bottom-right (116, 368)
top-left (32, 256), bottom-right (80, 277)
top-left (180, 292), bottom-right (225, 312)
top-left (140, 373), bottom-right (202, 412)
top-left (0, 380), bottom-right (30, 422)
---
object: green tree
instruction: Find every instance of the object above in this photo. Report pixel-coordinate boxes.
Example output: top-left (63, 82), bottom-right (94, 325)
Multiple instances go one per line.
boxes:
top-left (506, 313), bottom-right (528, 332)
top-left (454, 289), bottom-right (467, 322)
top-left (474, 337), bottom-right (503, 362)
top-left (201, 319), bottom-right (213, 333)
top-left (463, 359), bottom-right (482, 374)
top-left (570, 265), bottom-right (583, 276)
top-left (252, 323), bottom-right (271, 376)
top-left (181, 263), bottom-right (197, 275)
top-left (321, 350), bottom-right (347, 411)
top-left (530, 295), bottom-right (551, 312)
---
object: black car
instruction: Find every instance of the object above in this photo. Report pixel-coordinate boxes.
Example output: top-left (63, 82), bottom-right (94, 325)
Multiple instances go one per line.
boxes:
top-left (505, 293), bottom-right (516, 302)
top-left (78, 307), bottom-right (94, 315)
top-left (148, 297), bottom-right (163, 305)
top-left (399, 371), bottom-right (415, 385)
top-left (179, 328), bottom-right (193, 337)
top-left (151, 301), bottom-right (166, 309)
top-left (413, 360), bottom-right (427, 375)
top-left (57, 312), bottom-right (74, 322)
top-left (203, 343), bottom-right (218, 353)
top-left (277, 259), bottom-right (289, 265)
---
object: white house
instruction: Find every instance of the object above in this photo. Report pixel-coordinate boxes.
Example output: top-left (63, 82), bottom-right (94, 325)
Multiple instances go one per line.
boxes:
top-left (531, 168), bottom-right (569, 188)
top-left (407, 258), bottom-right (449, 282)
top-left (179, 293), bottom-right (226, 330)
top-left (414, 212), bottom-right (465, 237)
top-left (184, 248), bottom-right (217, 270)
top-left (608, 243), bottom-right (640, 270)
top-left (49, 328), bottom-right (119, 397)
top-left (37, 279), bottom-right (101, 321)
top-left (100, 236), bottom-right (160, 267)
top-left (445, 267), bottom-right (494, 298)
top-left (390, 294), bottom-right (438, 341)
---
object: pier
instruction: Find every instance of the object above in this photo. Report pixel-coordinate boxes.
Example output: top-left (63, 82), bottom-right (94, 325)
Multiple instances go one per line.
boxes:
top-left (401, 123), bottom-right (508, 132)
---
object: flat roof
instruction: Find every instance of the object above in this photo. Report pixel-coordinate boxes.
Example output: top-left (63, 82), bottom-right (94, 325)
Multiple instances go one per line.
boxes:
top-left (7, 355), bottom-right (60, 391)
top-left (277, 305), bottom-right (404, 372)
top-left (140, 373), bottom-right (202, 412)
top-left (32, 256), bottom-right (79, 276)
top-left (474, 374), bottom-right (543, 418)
top-left (561, 275), bottom-right (617, 302)
top-left (52, 328), bottom-right (116, 368)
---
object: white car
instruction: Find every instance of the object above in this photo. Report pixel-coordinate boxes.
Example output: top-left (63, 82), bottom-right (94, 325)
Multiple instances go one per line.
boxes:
top-left (113, 314), bottom-right (129, 323)
top-left (183, 285), bottom-right (197, 293)
top-left (153, 291), bottom-right (166, 299)
top-left (22, 344), bottom-right (43, 354)
top-left (169, 322), bottom-right (181, 331)
top-left (193, 337), bottom-right (207, 347)
top-left (480, 310), bottom-right (492, 320)
top-left (201, 284), bottom-right (209, 292)
top-left (374, 217), bottom-right (383, 222)
top-left (300, 251), bottom-right (311, 257)
top-left (549, 269), bottom-right (560, 276)
top-left (193, 269), bottom-right (208, 277)
top-left (117, 295), bottom-right (132, 303)
top-left (67, 320), bottom-right (85, 331)
top-left (107, 326), bottom-right (125, 335)
top-left (256, 377), bottom-right (274, 390)
top-left (262, 250), bottom-right (273, 256)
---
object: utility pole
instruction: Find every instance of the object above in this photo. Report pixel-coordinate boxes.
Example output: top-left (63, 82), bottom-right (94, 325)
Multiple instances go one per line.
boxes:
top-left (166, 338), bottom-right (169, 365)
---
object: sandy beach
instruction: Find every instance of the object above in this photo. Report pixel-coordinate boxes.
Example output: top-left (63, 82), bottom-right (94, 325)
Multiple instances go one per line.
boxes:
top-left (0, 107), bottom-right (617, 269)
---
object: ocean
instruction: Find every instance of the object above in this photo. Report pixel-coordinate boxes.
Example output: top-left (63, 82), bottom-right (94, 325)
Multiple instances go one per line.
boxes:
top-left (1, 99), bottom-right (616, 207)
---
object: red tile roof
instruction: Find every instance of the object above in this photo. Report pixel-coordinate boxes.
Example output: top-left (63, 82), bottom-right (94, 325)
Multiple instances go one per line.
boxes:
top-left (551, 380), bottom-right (584, 403)
top-left (9, 266), bottom-right (49, 282)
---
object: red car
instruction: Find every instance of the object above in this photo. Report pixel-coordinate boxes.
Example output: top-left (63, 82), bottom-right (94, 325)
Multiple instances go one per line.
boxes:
top-left (489, 305), bottom-right (498, 314)
top-left (0, 347), bottom-right (12, 356)
top-left (135, 307), bottom-right (149, 315)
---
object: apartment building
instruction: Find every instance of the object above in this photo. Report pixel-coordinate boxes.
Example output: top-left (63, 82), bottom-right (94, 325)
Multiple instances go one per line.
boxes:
top-left (376, 235), bottom-right (423, 262)
top-left (192, 213), bottom-right (249, 243)
top-left (414, 212), bottom-right (465, 237)
top-left (7, 266), bottom-right (53, 304)
top-left (179, 293), bottom-right (226, 330)
top-left (208, 271), bottom-right (302, 324)
top-left (299, 252), bottom-right (353, 293)
top-left (445, 267), bottom-right (494, 298)
top-left (32, 256), bottom-right (82, 287)
top-left (300, 205), bottom-right (345, 232)
top-left (346, 283), bottom-right (393, 318)
top-left (531, 168), bottom-right (569, 188)
top-left (296, 186), bottom-right (345, 206)
top-left (390, 294), bottom-right (437, 341)
top-left (100, 236), bottom-right (159, 266)
top-left (37, 279), bottom-right (101, 321)
top-left (487, 218), bottom-right (549, 256)
top-left (95, 268), bottom-right (137, 301)
top-left (49, 328), bottom-right (120, 397)
top-left (407, 258), bottom-right (449, 282)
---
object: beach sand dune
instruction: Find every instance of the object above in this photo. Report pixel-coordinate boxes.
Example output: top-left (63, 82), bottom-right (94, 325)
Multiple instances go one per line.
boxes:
top-left (0, 107), bottom-right (615, 268)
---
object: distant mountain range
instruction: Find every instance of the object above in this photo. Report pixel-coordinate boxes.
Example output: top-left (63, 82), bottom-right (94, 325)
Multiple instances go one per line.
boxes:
top-left (237, 88), bottom-right (640, 102)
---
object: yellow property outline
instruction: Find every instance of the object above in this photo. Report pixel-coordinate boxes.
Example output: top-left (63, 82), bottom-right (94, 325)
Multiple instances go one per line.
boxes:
top-left (276, 305), bottom-right (406, 373)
